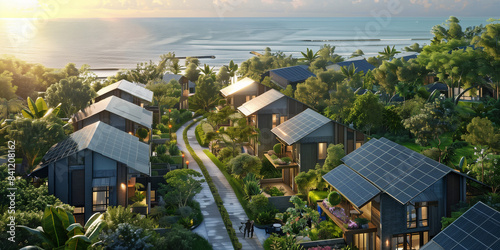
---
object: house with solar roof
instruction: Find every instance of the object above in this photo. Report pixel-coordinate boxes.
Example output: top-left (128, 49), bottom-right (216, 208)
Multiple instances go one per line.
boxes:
top-left (319, 137), bottom-right (480, 250)
top-left (261, 65), bottom-right (316, 89)
top-left (95, 79), bottom-right (153, 107)
top-left (326, 56), bottom-right (375, 75)
top-left (71, 96), bottom-right (153, 139)
top-left (421, 201), bottom-right (500, 250)
top-left (162, 74), bottom-right (195, 110)
top-left (220, 77), bottom-right (272, 109)
top-left (236, 89), bottom-right (309, 157)
top-left (270, 108), bottom-right (367, 192)
top-left (32, 121), bottom-right (150, 222)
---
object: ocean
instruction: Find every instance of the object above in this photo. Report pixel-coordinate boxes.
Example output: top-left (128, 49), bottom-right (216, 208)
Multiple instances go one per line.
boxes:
top-left (0, 17), bottom-right (492, 76)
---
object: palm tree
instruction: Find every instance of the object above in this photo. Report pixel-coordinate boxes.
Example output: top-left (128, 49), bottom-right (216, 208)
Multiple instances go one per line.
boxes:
top-left (199, 64), bottom-right (215, 76)
top-left (300, 48), bottom-right (319, 65)
top-left (351, 49), bottom-right (365, 58)
top-left (0, 98), bottom-right (23, 119)
top-left (340, 64), bottom-right (357, 82)
top-left (21, 97), bottom-right (61, 119)
top-left (379, 45), bottom-right (401, 60)
top-left (227, 60), bottom-right (238, 77)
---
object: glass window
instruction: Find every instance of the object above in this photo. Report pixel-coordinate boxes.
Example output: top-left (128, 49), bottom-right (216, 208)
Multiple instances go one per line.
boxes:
top-left (407, 204), bottom-right (417, 228)
top-left (318, 143), bottom-right (327, 160)
top-left (93, 186), bottom-right (109, 212)
top-left (418, 202), bottom-right (429, 227)
top-left (272, 114), bottom-right (280, 128)
top-left (392, 232), bottom-right (425, 250)
top-left (280, 116), bottom-right (287, 124)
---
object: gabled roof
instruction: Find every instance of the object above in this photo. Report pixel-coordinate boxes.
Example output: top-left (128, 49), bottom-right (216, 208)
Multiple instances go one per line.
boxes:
top-left (72, 96), bottom-right (153, 129)
top-left (333, 57), bottom-right (375, 74)
top-left (393, 52), bottom-right (419, 61)
top-left (220, 77), bottom-right (258, 97)
top-left (237, 89), bottom-right (285, 116)
top-left (268, 65), bottom-right (316, 84)
top-left (341, 137), bottom-right (453, 205)
top-left (97, 80), bottom-right (153, 103)
top-left (40, 121), bottom-right (150, 174)
top-left (271, 108), bottom-right (331, 145)
top-left (422, 202), bottom-right (500, 250)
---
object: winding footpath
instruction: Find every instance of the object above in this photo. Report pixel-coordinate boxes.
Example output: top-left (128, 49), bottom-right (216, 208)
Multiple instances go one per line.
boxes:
top-left (177, 120), bottom-right (264, 250)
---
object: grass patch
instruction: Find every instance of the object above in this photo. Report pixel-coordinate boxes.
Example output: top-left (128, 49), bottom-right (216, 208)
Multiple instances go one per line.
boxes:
top-left (171, 155), bottom-right (183, 164)
top-left (160, 133), bottom-right (170, 139)
top-left (309, 191), bottom-right (328, 206)
top-left (203, 149), bottom-right (252, 219)
top-left (183, 119), bottom-right (242, 250)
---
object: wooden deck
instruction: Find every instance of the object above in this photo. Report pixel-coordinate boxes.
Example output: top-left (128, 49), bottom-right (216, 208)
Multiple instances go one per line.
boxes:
top-left (264, 153), bottom-right (298, 170)
top-left (318, 201), bottom-right (377, 235)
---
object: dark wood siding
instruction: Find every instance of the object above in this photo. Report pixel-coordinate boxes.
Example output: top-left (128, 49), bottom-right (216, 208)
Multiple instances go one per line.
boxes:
top-left (446, 173), bottom-right (461, 217)
top-left (71, 169), bottom-right (85, 207)
top-left (299, 143), bottom-right (318, 172)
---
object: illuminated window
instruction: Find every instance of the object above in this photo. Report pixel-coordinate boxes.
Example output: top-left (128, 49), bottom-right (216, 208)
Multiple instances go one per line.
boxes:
top-left (272, 114), bottom-right (280, 128)
top-left (318, 143), bottom-right (327, 160)
top-left (246, 95), bottom-right (256, 101)
top-left (93, 186), bottom-right (109, 212)
top-left (407, 204), bottom-right (417, 228)
top-left (418, 202), bottom-right (429, 227)
top-left (280, 116), bottom-right (287, 124)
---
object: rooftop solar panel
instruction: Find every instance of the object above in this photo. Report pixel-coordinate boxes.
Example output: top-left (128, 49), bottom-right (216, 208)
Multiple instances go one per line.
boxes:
top-left (97, 79), bottom-right (153, 103)
top-left (323, 164), bottom-right (381, 208)
top-left (271, 108), bottom-right (331, 145)
top-left (341, 137), bottom-right (452, 204)
top-left (72, 96), bottom-right (153, 129)
top-left (237, 89), bottom-right (284, 116)
top-left (421, 202), bottom-right (500, 250)
top-left (41, 122), bottom-right (150, 175)
top-left (220, 77), bottom-right (258, 97)
top-left (269, 66), bottom-right (316, 83)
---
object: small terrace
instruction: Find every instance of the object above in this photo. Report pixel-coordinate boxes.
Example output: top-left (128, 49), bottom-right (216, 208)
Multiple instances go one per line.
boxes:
top-left (264, 153), bottom-right (298, 170)
top-left (317, 200), bottom-right (377, 235)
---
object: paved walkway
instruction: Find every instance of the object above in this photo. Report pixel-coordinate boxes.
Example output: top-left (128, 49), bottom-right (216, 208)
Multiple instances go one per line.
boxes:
top-left (179, 119), bottom-right (265, 250)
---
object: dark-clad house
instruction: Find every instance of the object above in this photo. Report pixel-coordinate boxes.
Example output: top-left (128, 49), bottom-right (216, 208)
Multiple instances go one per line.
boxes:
top-left (320, 137), bottom-right (479, 250)
top-left (327, 56), bottom-right (375, 75)
top-left (96, 79), bottom-right (153, 107)
top-left (262, 65), bottom-right (316, 89)
top-left (270, 108), bottom-right (366, 192)
top-left (220, 77), bottom-right (271, 108)
top-left (162, 74), bottom-right (195, 110)
top-left (393, 52), bottom-right (419, 61)
top-left (421, 201), bottom-right (500, 250)
top-left (237, 89), bottom-right (308, 157)
top-left (36, 121), bottom-right (150, 221)
top-left (71, 96), bottom-right (153, 136)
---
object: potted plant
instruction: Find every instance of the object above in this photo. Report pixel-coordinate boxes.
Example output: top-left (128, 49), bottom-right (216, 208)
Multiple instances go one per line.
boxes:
top-left (130, 183), bottom-right (147, 214)
top-left (354, 218), bottom-right (370, 229)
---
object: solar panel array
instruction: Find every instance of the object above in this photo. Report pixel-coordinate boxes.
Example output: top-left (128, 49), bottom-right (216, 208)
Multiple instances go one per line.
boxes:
top-left (271, 108), bottom-right (331, 145)
top-left (73, 96), bottom-right (153, 129)
top-left (270, 65), bottom-right (316, 83)
top-left (336, 59), bottom-right (375, 75)
top-left (97, 79), bottom-right (153, 103)
top-left (423, 202), bottom-right (500, 250)
top-left (238, 89), bottom-right (284, 116)
top-left (42, 122), bottom-right (150, 175)
top-left (323, 164), bottom-right (381, 208)
top-left (342, 137), bottom-right (451, 204)
top-left (220, 77), bottom-right (257, 97)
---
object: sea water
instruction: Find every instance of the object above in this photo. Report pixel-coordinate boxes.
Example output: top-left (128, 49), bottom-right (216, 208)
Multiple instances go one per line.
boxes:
top-left (0, 17), bottom-right (491, 72)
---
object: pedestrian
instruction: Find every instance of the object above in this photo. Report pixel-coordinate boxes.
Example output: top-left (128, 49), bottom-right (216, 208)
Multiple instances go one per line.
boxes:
top-left (244, 219), bottom-right (251, 238)
top-left (250, 220), bottom-right (254, 238)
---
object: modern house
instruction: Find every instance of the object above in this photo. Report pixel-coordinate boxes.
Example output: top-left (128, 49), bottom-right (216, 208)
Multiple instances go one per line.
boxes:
top-left (33, 121), bottom-right (150, 222)
top-left (162, 73), bottom-right (195, 110)
top-left (236, 89), bottom-right (308, 157)
top-left (421, 201), bottom-right (500, 250)
top-left (270, 108), bottom-right (367, 191)
top-left (320, 137), bottom-right (478, 250)
top-left (220, 77), bottom-right (271, 109)
top-left (71, 96), bottom-right (153, 138)
top-left (95, 79), bottom-right (153, 107)
top-left (261, 65), bottom-right (316, 89)
top-left (393, 52), bottom-right (419, 61)
top-left (326, 57), bottom-right (375, 75)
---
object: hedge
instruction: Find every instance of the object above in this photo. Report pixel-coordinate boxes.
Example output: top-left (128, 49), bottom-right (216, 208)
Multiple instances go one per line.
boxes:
top-left (183, 120), bottom-right (242, 250)
top-left (195, 121), bottom-right (213, 147)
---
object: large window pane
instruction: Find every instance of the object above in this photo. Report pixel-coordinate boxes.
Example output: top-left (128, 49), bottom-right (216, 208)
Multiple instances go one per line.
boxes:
top-left (407, 204), bottom-right (416, 228)
top-left (318, 143), bottom-right (327, 160)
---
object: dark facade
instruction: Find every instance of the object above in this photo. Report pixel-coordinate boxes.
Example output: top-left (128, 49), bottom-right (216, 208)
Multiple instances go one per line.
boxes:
top-left (220, 77), bottom-right (271, 109)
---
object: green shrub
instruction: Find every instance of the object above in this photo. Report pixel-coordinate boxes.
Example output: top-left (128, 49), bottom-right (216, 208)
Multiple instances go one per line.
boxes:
top-left (244, 180), bottom-right (262, 199)
top-left (264, 186), bottom-right (285, 196)
top-left (281, 157), bottom-right (291, 163)
top-left (273, 143), bottom-right (282, 155)
top-left (137, 128), bottom-right (149, 140)
top-left (260, 157), bottom-right (281, 179)
top-left (328, 191), bottom-right (341, 206)
top-left (248, 194), bottom-right (269, 215)
top-left (195, 123), bottom-right (212, 147)
top-left (315, 220), bottom-right (343, 240)
top-left (309, 190), bottom-right (328, 205)
top-left (243, 172), bottom-right (259, 185)
top-left (169, 143), bottom-right (180, 156)
top-left (160, 133), bottom-right (170, 139)
top-left (152, 135), bottom-right (161, 139)
top-left (270, 154), bottom-right (278, 160)
top-left (256, 209), bottom-right (278, 225)
top-left (103, 206), bottom-right (157, 231)
top-left (156, 144), bottom-right (167, 155)
top-left (217, 146), bottom-right (240, 163)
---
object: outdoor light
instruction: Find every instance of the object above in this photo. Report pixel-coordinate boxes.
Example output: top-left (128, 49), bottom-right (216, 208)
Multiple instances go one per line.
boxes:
top-left (186, 160), bottom-right (189, 169)
top-left (121, 183), bottom-right (126, 190)
top-left (182, 153), bottom-right (185, 168)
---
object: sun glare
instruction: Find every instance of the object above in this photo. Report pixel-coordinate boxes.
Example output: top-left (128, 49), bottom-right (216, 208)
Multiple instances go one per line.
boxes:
top-left (1, 0), bottom-right (40, 17)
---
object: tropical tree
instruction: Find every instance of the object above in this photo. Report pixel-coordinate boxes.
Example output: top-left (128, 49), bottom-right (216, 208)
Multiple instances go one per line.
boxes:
top-left (351, 49), bottom-right (364, 58)
top-left (324, 83), bottom-right (355, 123)
top-left (227, 153), bottom-right (262, 179)
top-left (323, 144), bottom-right (345, 172)
top-left (0, 98), bottom-right (23, 119)
top-left (403, 43), bottom-right (424, 53)
top-left (294, 77), bottom-right (328, 111)
top-left (295, 169), bottom-right (318, 198)
top-left (184, 63), bottom-right (200, 82)
top-left (45, 76), bottom-right (95, 118)
top-left (215, 116), bottom-right (260, 158)
top-left (21, 97), bottom-right (61, 119)
top-left (216, 66), bottom-right (231, 86)
top-left (158, 169), bottom-right (205, 208)
top-left (0, 72), bottom-right (17, 99)
top-left (19, 205), bottom-right (104, 250)
top-left (378, 45), bottom-right (401, 60)
top-left (189, 75), bottom-right (220, 113)
top-left (227, 60), bottom-right (239, 78)
top-left (431, 16), bottom-right (464, 44)
top-left (340, 64), bottom-right (357, 82)
top-left (199, 64), bottom-right (215, 77)
top-left (347, 92), bottom-right (384, 135)
top-left (300, 48), bottom-right (319, 65)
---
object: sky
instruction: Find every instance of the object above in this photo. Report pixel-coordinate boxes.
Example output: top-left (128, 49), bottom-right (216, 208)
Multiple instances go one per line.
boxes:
top-left (0, 0), bottom-right (498, 19)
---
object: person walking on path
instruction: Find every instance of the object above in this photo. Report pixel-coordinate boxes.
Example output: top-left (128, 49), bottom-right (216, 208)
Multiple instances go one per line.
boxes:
top-left (244, 219), bottom-right (251, 238)
top-left (250, 220), bottom-right (255, 238)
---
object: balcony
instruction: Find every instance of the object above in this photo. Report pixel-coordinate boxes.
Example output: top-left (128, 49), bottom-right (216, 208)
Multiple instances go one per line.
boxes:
top-left (318, 201), bottom-right (377, 235)
top-left (264, 153), bottom-right (298, 170)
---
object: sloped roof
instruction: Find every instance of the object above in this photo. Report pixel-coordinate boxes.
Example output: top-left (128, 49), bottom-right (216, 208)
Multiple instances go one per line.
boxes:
top-left (271, 108), bottom-right (331, 145)
top-left (97, 80), bottom-right (153, 103)
top-left (340, 137), bottom-right (453, 205)
top-left (393, 52), bottom-right (419, 61)
top-left (237, 89), bottom-right (285, 116)
top-left (422, 202), bottom-right (500, 250)
top-left (269, 65), bottom-right (316, 84)
top-left (334, 57), bottom-right (375, 74)
top-left (72, 96), bottom-right (153, 129)
top-left (40, 122), bottom-right (150, 174)
top-left (425, 82), bottom-right (448, 92)
top-left (220, 77), bottom-right (258, 97)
